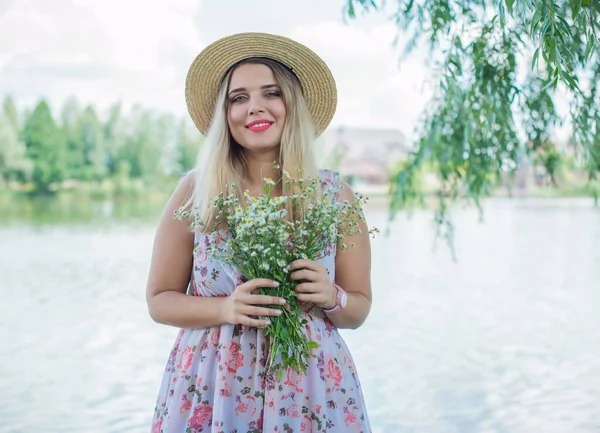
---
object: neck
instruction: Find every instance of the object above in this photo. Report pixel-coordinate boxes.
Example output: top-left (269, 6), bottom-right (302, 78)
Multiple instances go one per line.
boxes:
top-left (242, 148), bottom-right (282, 194)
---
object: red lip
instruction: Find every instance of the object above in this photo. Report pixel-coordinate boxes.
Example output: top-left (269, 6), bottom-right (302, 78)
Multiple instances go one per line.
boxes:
top-left (246, 119), bottom-right (274, 132)
top-left (246, 119), bottom-right (274, 127)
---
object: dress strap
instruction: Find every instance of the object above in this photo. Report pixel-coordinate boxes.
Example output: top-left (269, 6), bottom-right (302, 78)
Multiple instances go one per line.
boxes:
top-left (319, 168), bottom-right (341, 202)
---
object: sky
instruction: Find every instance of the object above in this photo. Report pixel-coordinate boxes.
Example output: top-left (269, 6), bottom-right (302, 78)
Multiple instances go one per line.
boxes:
top-left (0, 0), bottom-right (436, 139)
top-left (0, 0), bottom-right (574, 143)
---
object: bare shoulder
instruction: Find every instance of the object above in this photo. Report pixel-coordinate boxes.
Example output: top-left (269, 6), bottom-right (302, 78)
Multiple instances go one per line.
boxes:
top-left (156, 169), bottom-right (198, 245)
top-left (337, 179), bottom-right (356, 202)
top-left (146, 171), bottom-right (198, 299)
top-left (167, 170), bottom-right (197, 213)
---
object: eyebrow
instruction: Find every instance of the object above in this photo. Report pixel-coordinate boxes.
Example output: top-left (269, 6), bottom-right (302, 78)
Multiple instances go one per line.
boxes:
top-left (228, 84), bottom-right (279, 96)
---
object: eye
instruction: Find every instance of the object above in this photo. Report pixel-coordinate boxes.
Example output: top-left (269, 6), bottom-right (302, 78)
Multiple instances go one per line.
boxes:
top-left (231, 94), bottom-right (247, 103)
top-left (266, 91), bottom-right (281, 97)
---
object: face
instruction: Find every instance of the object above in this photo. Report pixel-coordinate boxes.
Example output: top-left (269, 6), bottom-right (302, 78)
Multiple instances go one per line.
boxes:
top-left (226, 63), bottom-right (287, 153)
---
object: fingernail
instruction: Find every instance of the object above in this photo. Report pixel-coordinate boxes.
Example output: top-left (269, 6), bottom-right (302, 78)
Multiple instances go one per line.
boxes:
top-left (264, 320), bottom-right (271, 326)
top-left (278, 298), bottom-right (286, 304)
top-left (272, 281), bottom-right (279, 287)
top-left (275, 310), bottom-right (282, 315)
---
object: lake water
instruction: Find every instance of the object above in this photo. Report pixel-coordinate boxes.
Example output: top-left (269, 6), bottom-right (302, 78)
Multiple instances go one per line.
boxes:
top-left (0, 197), bottom-right (599, 432)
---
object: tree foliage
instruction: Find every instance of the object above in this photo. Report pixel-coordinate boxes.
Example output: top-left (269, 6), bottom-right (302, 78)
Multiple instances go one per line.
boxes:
top-left (22, 101), bottom-right (68, 193)
top-left (344, 0), bottom-right (600, 244)
top-left (0, 105), bottom-right (31, 183)
top-left (0, 97), bottom-right (203, 194)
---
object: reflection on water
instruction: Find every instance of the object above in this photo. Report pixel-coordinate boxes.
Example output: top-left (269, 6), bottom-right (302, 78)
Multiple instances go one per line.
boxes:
top-left (0, 194), bottom-right (167, 227)
top-left (1, 197), bottom-right (599, 432)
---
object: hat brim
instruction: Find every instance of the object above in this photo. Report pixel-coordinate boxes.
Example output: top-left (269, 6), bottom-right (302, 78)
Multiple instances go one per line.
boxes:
top-left (185, 32), bottom-right (337, 136)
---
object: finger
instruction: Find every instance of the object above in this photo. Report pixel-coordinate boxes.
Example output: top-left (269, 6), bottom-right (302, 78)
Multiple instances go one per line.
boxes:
top-left (289, 269), bottom-right (321, 282)
top-left (289, 259), bottom-right (323, 272)
top-left (240, 315), bottom-right (272, 328)
top-left (243, 305), bottom-right (283, 317)
top-left (295, 293), bottom-right (325, 304)
top-left (247, 293), bottom-right (287, 306)
top-left (238, 278), bottom-right (279, 292)
top-left (294, 282), bottom-right (319, 293)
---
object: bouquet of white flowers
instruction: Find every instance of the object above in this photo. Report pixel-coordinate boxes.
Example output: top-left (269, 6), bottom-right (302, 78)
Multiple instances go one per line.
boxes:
top-left (176, 165), bottom-right (378, 378)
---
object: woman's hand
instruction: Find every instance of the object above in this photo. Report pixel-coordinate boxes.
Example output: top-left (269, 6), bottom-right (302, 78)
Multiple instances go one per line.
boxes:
top-left (223, 279), bottom-right (287, 327)
top-left (289, 259), bottom-right (336, 309)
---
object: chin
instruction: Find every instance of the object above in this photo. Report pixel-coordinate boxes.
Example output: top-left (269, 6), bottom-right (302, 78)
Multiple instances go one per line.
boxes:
top-left (238, 134), bottom-right (281, 152)
top-left (242, 142), bottom-right (280, 153)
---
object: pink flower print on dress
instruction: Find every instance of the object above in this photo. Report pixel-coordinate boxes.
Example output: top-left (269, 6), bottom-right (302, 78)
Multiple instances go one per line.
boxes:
top-left (266, 396), bottom-right (275, 410)
top-left (301, 415), bottom-right (314, 433)
top-left (151, 418), bottom-right (162, 433)
top-left (345, 411), bottom-right (357, 425)
top-left (286, 403), bottom-right (301, 419)
top-left (178, 346), bottom-right (194, 374)
top-left (189, 404), bottom-right (212, 429)
top-left (225, 341), bottom-right (244, 374)
top-left (326, 359), bottom-right (342, 387)
top-left (284, 368), bottom-right (304, 394)
top-left (245, 395), bottom-right (257, 417)
top-left (234, 394), bottom-right (257, 417)
top-left (180, 396), bottom-right (192, 414)
top-left (324, 319), bottom-right (335, 334)
top-left (210, 328), bottom-right (220, 347)
top-left (200, 266), bottom-right (208, 277)
top-left (344, 406), bottom-right (359, 426)
top-left (235, 398), bottom-right (248, 414)
top-left (195, 244), bottom-right (208, 262)
top-left (218, 376), bottom-right (232, 397)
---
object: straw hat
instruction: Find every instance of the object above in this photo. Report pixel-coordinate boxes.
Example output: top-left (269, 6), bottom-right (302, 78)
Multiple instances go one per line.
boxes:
top-left (185, 32), bottom-right (337, 136)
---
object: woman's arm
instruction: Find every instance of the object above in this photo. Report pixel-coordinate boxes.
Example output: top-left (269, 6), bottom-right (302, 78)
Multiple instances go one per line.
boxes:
top-left (289, 180), bottom-right (373, 330)
top-left (145, 172), bottom-right (286, 329)
top-left (326, 180), bottom-right (373, 329)
top-left (145, 172), bottom-right (229, 329)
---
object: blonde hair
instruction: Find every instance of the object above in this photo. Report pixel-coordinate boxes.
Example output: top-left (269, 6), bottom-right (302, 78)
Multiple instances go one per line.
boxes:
top-left (185, 57), bottom-right (320, 232)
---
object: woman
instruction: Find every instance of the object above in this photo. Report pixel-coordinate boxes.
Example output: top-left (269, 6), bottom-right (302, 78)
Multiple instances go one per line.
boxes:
top-left (146, 32), bottom-right (373, 432)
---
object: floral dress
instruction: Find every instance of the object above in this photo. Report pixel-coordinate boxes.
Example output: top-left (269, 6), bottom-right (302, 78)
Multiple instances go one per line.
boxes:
top-left (151, 170), bottom-right (371, 432)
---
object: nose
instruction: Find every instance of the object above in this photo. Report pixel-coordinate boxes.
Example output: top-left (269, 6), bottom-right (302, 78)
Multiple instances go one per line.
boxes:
top-left (247, 97), bottom-right (265, 116)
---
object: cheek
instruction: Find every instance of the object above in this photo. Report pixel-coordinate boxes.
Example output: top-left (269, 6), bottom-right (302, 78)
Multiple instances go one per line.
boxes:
top-left (275, 101), bottom-right (287, 121)
top-left (228, 106), bottom-right (245, 128)
top-left (227, 108), bottom-right (246, 143)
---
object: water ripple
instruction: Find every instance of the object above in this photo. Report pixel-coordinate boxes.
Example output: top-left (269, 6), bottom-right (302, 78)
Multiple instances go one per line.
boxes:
top-left (1, 199), bottom-right (599, 432)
